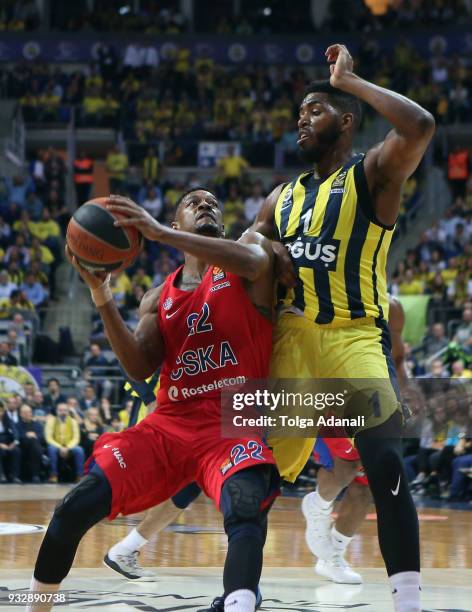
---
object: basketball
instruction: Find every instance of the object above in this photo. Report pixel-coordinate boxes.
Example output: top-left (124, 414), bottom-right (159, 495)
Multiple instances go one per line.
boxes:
top-left (66, 197), bottom-right (143, 273)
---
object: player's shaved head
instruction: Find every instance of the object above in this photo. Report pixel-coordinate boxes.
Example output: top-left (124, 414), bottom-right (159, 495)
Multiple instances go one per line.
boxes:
top-left (173, 188), bottom-right (223, 238)
top-left (175, 188), bottom-right (219, 217)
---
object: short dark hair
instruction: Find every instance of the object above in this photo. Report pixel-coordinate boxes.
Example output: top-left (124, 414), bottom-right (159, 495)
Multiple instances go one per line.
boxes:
top-left (303, 80), bottom-right (363, 130)
top-left (175, 187), bottom-right (219, 215)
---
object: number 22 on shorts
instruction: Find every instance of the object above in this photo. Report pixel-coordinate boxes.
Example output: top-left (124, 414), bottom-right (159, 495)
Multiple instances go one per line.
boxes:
top-left (231, 440), bottom-right (264, 466)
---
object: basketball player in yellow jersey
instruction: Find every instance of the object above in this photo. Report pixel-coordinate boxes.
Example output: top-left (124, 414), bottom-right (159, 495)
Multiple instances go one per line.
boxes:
top-left (253, 44), bottom-right (434, 612)
top-left (302, 295), bottom-right (408, 585)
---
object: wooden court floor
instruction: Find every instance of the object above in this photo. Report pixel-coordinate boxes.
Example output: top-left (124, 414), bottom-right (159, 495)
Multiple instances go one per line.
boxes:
top-left (0, 484), bottom-right (471, 611)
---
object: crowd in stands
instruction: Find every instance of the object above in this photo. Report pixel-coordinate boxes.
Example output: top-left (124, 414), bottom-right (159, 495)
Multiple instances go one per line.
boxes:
top-left (2, 0), bottom-right (470, 34)
top-left (390, 148), bottom-right (472, 326)
top-left (1, 13), bottom-right (467, 160)
top-left (399, 380), bottom-right (472, 502)
top-left (0, 149), bottom-right (67, 366)
top-left (383, 146), bottom-right (472, 504)
top-left (0, 367), bottom-right (135, 484)
top-left (0, 0), bottom-right (39, 31)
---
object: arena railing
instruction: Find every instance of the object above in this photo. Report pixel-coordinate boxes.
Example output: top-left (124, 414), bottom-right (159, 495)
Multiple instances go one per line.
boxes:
top-left (5, 107), bottom-right (25, 167)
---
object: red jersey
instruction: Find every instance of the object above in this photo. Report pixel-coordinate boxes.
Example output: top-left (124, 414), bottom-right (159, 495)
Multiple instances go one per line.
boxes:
top-left (156, 265), bottom-right (273, 405)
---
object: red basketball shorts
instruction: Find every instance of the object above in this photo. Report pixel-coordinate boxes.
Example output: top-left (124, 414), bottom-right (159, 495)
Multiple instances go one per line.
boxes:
top-left (313, 434), bottom-right (368, 487)
top-left (86, 398), bottom-right (278, 519)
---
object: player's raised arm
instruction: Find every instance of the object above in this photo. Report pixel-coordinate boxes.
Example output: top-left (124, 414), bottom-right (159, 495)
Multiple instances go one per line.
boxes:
top-left (326, 44), bottom-right (435, 228)
top-left (108, 193), bottom-right (271, 282)
top-left (66, 246), bottom-right (164, 381)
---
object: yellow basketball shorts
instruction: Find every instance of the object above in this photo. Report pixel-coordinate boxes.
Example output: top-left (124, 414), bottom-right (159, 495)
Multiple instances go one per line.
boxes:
top-left (267, 313), bottom-right (401, 482)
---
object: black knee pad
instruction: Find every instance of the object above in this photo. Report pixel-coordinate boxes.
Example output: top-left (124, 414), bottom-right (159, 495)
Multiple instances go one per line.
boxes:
top-left (171, 481), bottom-right (202, 509)
top-left (51, 470), bottom-right (111, 539)
top-left (221, 464), bottom-right (276, 529)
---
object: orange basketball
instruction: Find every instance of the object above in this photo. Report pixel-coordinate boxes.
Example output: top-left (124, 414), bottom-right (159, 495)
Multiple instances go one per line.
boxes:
top-left (66, 197), bottom-right (143, 273)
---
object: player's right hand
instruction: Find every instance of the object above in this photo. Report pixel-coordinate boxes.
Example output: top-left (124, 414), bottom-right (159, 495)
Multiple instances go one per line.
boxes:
top-left (65, 245), bottom-right (109, 290)
top-left (272, 241), bottom-right (296, 287)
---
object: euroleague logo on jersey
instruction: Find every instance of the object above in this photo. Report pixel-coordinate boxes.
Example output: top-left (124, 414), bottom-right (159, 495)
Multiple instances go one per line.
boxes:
top-left (286, 236), bottom-right (340, 271)
top-left (212, 266), bottom-right (226, 282)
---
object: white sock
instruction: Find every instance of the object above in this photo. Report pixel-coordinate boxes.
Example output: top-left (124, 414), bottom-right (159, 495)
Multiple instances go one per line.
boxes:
top-left (224, 589), bottom-right (256, 612)
top-left (331, 526), bottom-right (353, 554)
top-left (313, 489), bottom-right (334, 512)
top-left (109, 528), bottom-right (148, 557)
top-left (26, 577), bottom-right (59, 612)
top-left (389, 571), bottom-right (421, 612)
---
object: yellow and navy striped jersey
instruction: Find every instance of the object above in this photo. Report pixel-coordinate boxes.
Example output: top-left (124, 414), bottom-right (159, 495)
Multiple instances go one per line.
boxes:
top-left (275, 154), bottom-right (394, 327)
top-left (123, 372), bottom-right (160, 425)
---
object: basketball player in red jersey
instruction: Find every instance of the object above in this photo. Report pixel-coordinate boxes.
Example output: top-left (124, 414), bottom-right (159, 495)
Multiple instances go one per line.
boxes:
top-left (28, 189), bottom-right (279, 612)
top-left (304, 295), bottom-right (408, 584)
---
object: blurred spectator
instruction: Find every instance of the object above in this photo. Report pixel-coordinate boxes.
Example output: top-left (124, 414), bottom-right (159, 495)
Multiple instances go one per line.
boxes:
top-left (84, 344), bottom-right (113, 399)
top-left (118, 399), bottom-right (133, 428)
top-left (244, 181), bottom-right (264, 222)
top-left (0, 270), bottom-right (17, 299)
top-left (423, 323), bottom-right (449, 358)
top-left (222, 183), bottom-right (245, 237)
top-left (18, 403), bottom-right (44, 483)
top-left (451, 359), bottom-right (472, 378)
top-left (141, 186), bottom-right (163, 219)
top-left (73, 151), bottom-right (94, 205)
top-left (0, 341), bottom-right (18, 366)
top-left (453, 306), bottom-right (472, 351)
top-left (406, 403), bottom-right (448, 486)
top-left (31, 390), bottom-right (48, 422)
top-left (5, 396), bottom-right (20, 426)
top-left (21, 272), bottom-right (48, 309)
top-left (45, 402), bottom-right (84, 483)
top-left (0, 399), bottom-right (21, 483)
top-left (217, 145), bottom-right (249, 191)
top-left (397, 269), bottom-right (423, 295)
top-left (99, 397), bottom-right (113, 424)
top-left (142, 148), bottom-right (160, 183)
top-left (79, 384), bottom-right (98, 412)
top-left (96, 43), bottom-right (118, 82)
top-left (106, 145), bottom-right (129, 193)
top-left (80, 406), bottom-right (105, 459)
top-left (7, 329), bottom-right (25, 365)
top-left (109, 415), bottom-right (123, 432)
top-left (66, 396), bottom-right (84, 425)
top-left (44, 149), bottom-right (66, 191)
top-left (43, 378), bottom-right (67, 414)
top-left (24, 191), bottom-right (43, 221)
top-left (447, 146), bottom-right (469, 199)
top-left (449, 426), bottom-right (472, 501)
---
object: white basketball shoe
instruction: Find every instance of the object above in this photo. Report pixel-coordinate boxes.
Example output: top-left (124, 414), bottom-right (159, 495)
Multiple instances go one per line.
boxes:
top-left (103, 550), bottom-right (157, 581)
top-left (301, 491), bottom-right (335, 561)
top-left (315, 554), bottom-right (363, 584)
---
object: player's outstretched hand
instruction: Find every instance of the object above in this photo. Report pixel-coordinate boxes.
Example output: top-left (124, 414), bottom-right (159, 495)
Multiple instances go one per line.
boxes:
top-left (273, 241), bottom-right (296, 288)
top-left (65, 245), bottom-right (109, 289)
top-left (325, 44), bottom-right (354, 88)
top-left (106, 194), bottom-right (165, 241)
